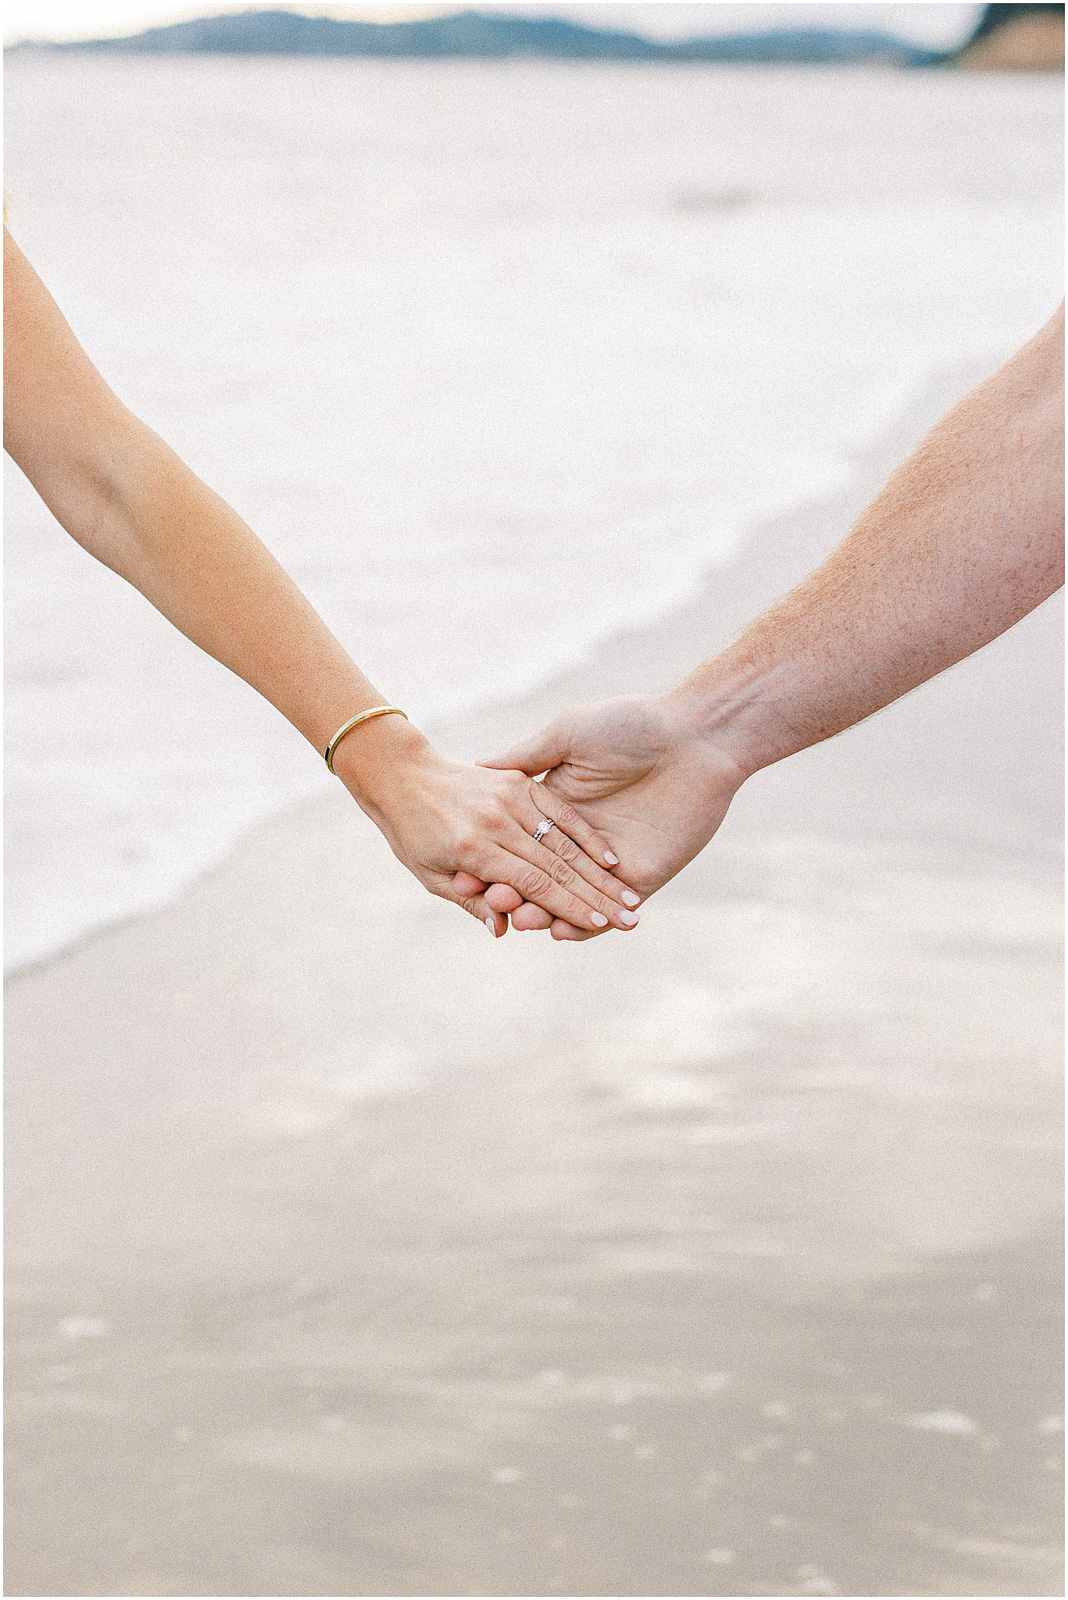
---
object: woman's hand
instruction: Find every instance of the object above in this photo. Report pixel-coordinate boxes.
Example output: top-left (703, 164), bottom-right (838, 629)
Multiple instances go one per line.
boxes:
top-left (331, 714), bottom-right (642, 936)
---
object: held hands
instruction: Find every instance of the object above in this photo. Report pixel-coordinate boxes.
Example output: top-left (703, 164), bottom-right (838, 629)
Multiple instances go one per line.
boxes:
top-left (455, 694), bottom-right (751, 940)
top-left (331, 713), bottom-right (643, 937)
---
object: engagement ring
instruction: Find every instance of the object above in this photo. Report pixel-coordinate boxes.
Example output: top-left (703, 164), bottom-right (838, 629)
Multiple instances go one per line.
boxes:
top-left (532, 818), bottom-right (556, 844)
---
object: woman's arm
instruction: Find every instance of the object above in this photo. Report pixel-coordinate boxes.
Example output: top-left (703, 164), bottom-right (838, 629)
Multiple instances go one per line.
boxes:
top-left (4, 227), bottom-right (640, 936)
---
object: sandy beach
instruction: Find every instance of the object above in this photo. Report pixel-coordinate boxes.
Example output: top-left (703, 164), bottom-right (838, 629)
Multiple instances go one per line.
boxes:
top-left (5, 369), bottom-right (1063, 1597)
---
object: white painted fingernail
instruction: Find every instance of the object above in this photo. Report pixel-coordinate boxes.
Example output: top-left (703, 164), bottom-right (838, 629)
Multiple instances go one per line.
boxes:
top-left (621, 890), bottom-right (641, 908)
top-left (485, 915), bottom-right (497, 936)
top-left (590, 912), bottom-right (609, 928)
top-left (619, 909), bottom-right (640, 927)
top-left (604, 852), bottom-right (619, 866)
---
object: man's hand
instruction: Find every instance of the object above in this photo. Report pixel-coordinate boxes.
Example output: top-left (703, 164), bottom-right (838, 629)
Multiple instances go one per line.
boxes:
top-left (457, 305), bottom-right (1063, 939)
top-left (457, 694), bottom-right (749, 940)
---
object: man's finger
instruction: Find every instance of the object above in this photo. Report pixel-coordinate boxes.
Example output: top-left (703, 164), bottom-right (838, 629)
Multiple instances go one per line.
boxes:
top-left (510, 903), bottom-right (553, 931)
top-left (485, 883), bottom-right (523, 914)
top-left (550, 918), bottom-right (599, 941)
top-left (439, 877), bottom-right (508, 938)
top-left (478, 723), bottom-right (567, 777)
top-left (454, 872), bottom-right (523, 917)
top-left (453, 870), bottom-right (488, 897)
top-left (505, 899), bottom-right (603, 936)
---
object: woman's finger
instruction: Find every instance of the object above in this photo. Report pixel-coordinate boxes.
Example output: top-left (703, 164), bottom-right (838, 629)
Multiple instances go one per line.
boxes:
top-left (474, 835), bottom-right (638, 932)
top-left (528, 794), bottom-right (639, 911)
top-left (530, 781), bottom-right (621, 870)
top-left (452, 784), bottom-right (636, 934)
top-left (519, 796), bottom-right (640, 924)
top-left (520, 832), bottom-right (637, 927)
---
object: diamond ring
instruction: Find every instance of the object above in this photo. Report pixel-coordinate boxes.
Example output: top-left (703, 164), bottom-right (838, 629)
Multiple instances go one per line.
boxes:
top-left (532, 818), bottom-right (556, 844)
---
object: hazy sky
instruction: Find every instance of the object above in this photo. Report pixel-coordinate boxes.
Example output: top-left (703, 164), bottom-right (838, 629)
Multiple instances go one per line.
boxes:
top-left (5, 3), bottom-right (984, 48)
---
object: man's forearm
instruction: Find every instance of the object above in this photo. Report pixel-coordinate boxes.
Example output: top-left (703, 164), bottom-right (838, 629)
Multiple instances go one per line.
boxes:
top-left (668, 306), bottom-right (1064, 777)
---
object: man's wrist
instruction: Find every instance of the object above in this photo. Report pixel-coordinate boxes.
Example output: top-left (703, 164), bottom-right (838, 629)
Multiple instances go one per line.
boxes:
top-left (662, 657), bottom-right (797, 781)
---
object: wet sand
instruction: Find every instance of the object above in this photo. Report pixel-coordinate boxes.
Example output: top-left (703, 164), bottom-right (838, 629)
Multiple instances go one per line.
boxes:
top-left (5, 370), bottom-right (1064, 1597)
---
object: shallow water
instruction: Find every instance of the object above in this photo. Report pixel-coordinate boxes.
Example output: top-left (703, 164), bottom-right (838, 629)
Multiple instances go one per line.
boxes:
top-left (4, 58), bottom-right (1064, 969)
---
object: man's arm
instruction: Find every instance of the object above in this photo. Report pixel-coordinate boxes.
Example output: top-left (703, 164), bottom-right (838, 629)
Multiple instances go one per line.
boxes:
top-left (476, 305), bottom-right (1064, 936)
top-left (672, 303), bottom-right (1064, 774)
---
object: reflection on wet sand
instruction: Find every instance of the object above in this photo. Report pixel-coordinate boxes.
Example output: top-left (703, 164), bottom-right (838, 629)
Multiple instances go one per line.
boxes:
top-left (6, 1228), bottom-right (1062, 1595)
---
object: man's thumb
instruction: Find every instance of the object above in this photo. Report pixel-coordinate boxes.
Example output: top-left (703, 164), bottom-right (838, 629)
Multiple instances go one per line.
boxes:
top-left (478, 723), bottom-right (568, 777)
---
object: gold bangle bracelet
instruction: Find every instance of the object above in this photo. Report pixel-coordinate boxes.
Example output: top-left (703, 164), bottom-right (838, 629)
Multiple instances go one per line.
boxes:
top-left (324, 706), bottom-right (409, 773)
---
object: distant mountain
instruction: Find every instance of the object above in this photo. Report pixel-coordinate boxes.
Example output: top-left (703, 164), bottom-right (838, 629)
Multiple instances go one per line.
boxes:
top-left (679, 29), bottom-right (939, 65)
top-left (8, 8), bottom-right (943, 66)
top-left (955, 2), bottom-right (1064, 69)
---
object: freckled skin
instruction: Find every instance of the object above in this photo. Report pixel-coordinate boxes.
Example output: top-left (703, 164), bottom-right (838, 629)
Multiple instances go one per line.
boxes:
top-left (474, 305), bottom-right (1064, 938)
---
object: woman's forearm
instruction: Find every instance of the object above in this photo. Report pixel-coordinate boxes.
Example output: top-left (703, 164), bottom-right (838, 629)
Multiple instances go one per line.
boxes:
top-left (3, 224), bottom-right (428, 796)
top-left (83, 418), bottom-right (430, 787)
top-left (667, 304), bottom-right (1065, 775)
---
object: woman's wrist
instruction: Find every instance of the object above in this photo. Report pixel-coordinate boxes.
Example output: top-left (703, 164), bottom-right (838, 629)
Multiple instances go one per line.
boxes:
top-left (329, 711), bottom-right (440, 817)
